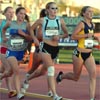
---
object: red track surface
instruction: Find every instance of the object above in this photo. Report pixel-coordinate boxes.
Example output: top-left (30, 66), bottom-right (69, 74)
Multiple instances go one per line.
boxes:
top-left (0, 64), bottom-right (100, 100)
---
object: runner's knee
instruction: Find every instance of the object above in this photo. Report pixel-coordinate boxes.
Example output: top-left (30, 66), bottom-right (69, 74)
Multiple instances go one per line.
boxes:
top-left (4, 70), bottom-right (13, 77)
top-left (89, 70), bottom-right (96, 79)
top-left (48, 66), bottom-right (55, 76)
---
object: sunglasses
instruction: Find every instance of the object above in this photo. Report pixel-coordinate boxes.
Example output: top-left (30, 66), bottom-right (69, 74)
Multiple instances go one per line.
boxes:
top-left (50, 7), bottom-right (58, 10)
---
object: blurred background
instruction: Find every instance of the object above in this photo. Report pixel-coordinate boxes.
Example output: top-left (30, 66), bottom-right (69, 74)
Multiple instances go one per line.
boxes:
top-left (0, 0), bottom-right (100, 21)
top-left (0, 0), bottom-right (100, 64)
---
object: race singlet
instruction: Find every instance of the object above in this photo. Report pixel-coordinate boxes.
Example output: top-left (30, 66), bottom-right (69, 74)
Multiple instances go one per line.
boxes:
top-left (7, 29), bottom-right (28, 51)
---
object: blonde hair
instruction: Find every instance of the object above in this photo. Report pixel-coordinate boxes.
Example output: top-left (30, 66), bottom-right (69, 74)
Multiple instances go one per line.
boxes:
top-left (45, 2), bottom-right (56, 9)
top-left (45, 2), bottom-right (56, 15)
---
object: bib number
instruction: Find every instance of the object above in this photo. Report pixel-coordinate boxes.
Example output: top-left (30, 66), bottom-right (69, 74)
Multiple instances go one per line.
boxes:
top-left (45, 30), bottom-right (59, 36)
top-left (5, 33), bottom-right (10, 39)
top-left (10, 39), bottom-right (24, 50)
top-left (11, 39), bottom-right (24, 46)
top-left (84, 39), bottom-right (93, 49)
top-left (7, 36), bottom-right (28, 51)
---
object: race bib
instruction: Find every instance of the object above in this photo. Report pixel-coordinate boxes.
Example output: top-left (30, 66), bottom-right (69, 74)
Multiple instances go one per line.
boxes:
top-left (11, 39), bottom-right (24, 46)
top-left (84, 39), bottom-right (93, 49)
top-left (45, 29), bottom-right (59, 36)
top-left (5, 32), bottom-right (10, 39)
top-left (7, 36), bottom-right (28, 51)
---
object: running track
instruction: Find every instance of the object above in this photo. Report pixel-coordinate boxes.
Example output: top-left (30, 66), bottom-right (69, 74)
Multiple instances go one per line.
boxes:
top-left (0, 64), bottom-right (100, 100)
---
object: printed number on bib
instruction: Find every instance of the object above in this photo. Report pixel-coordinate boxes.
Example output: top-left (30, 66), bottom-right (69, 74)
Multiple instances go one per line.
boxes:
top-left (84, 39), bottom-right (93, 49)
top-left (11, 39), bottom-right (24, 46)
top-left (7, 36), bottom-right (28, 51)
top-left (45, 30), bottom-right (59, 36)
top-left (5, 33), bottom-right (10, 39)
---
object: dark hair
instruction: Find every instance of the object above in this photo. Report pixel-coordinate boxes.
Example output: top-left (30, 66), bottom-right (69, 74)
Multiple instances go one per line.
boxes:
top-left (80, 6), bottom-right (91, 17)
top-left (16, 7), bottom-right (30, 22)
top-left (16, 7), bottom-right (25, 15)
top-left (25, 14), bottom-right (30, 22)
top-left (3, 6), bottom-right (13, 15)
top-left (39, 9), bottom-right (46, 18)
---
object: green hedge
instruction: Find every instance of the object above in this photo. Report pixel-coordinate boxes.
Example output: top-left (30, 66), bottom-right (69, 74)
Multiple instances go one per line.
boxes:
top-left (58, 49), bottom-right (100, 64)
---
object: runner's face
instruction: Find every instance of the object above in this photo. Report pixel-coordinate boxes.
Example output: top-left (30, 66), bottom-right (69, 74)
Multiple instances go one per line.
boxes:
top-left (5, 8), bottom-right (14, 20)
top-left (16, 9), bottom-right (26, 22)
top-left (83, 7), bottom-right (93, 20)
top-left (48, 4), bottom-right (58, 17)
